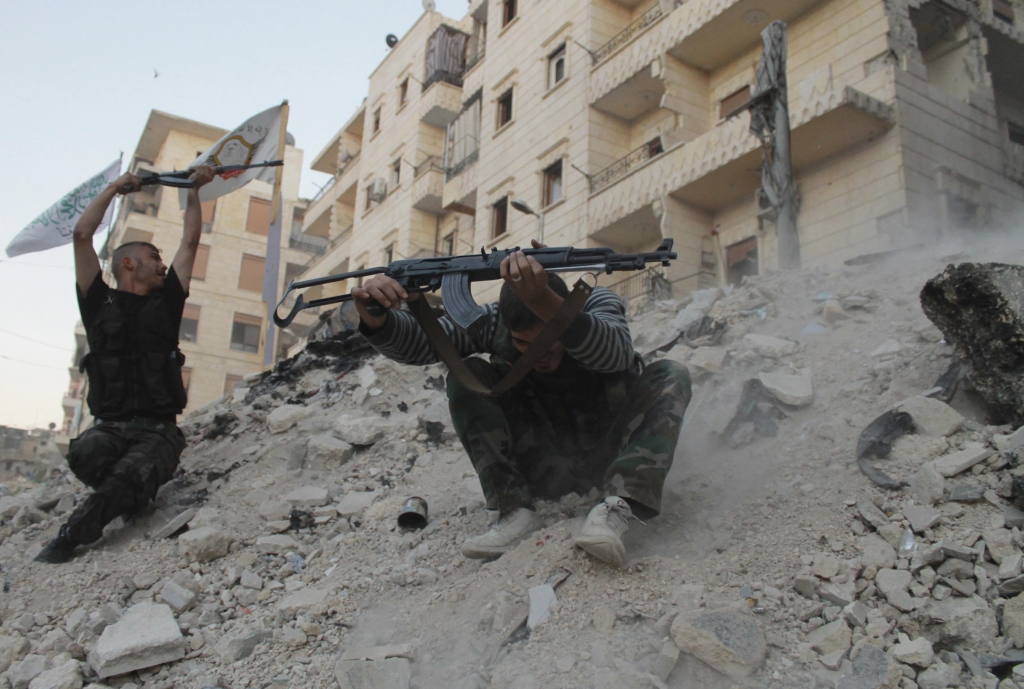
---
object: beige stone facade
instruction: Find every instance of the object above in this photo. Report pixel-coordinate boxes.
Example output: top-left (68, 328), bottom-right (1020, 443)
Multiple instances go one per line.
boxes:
top-left (62, 110), bottom-right (323, 434)
top-left (296, 0), bottom-right (1024, 320)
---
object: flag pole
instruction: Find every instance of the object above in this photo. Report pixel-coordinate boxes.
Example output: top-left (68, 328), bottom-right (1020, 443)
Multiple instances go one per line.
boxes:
top-left (261, 100), bottom-right (290, 369)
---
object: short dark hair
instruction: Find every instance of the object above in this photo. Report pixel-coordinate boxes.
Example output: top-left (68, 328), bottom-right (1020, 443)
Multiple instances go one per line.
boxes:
top-left (112, 241), bottom-right (159, 282)
top-left (499, 272), bottom-right (570, 331)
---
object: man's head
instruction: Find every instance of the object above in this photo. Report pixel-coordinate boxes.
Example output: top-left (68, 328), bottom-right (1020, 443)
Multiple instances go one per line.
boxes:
top-left (111, 242), bottom-right (166, 293)
top-left (499, 273), bottom-right (569, 374)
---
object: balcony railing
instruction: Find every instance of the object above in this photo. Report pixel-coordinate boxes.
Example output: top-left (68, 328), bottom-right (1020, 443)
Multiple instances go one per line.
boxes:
top-left (590, 139), bottom-right (665, 194)
top-left (466, 42), bottom-right (486, 72)
top-left (446, 149), bottom-right (479, 182)
top-left (309, 175), bottom-right (338, 206)
top-left (414, 155), bottom-right (444, 178)
top-left (289, 226), bottom-right (329, 255)
top-left (608, 267), bottom-right (672, 312)
top-left (592, 3), bottom-right (665, 64)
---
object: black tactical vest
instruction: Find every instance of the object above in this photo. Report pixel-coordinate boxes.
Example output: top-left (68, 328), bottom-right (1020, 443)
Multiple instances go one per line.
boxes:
top-left (80, 290), bottom-right (187, 420)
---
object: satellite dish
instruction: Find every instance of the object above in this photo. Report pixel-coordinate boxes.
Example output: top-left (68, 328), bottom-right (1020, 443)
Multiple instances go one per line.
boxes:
top-left (386, 34), bottom-right (399, 48)
top-left (423, 0), bottom-right (436, 10)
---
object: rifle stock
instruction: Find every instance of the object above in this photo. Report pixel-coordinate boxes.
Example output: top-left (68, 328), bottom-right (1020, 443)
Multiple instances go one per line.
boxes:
top-left (272, 239), bottom-right (677, 331)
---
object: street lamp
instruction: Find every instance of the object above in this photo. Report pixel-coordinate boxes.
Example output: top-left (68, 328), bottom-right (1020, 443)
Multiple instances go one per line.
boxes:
top-left (510, 198), bottom-right (544, 244)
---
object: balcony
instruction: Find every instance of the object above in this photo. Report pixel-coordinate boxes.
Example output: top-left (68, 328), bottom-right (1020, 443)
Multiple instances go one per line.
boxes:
top-left (412, 157), bottom-right (446, 215)
top-left (420, 81), bottom-right (464, 128)
top-left (591, 139), bottom-right (666, 193)
top-left (289, 226), bottom-right (329, 255)
top-left (423, 25), bottom-right (468, 92)
top-left (442, 151), bottom-right (479, 216)
top-left (593, 4), bottom-right (666, 64)
top-left (589, 86), bottom-right (895, 231)
top-left (303, 153), bottom-right (360, 239)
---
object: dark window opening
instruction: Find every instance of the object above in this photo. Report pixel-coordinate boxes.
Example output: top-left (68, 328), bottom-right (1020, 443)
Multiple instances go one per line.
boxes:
top-left (442, 233), bottom-right (455, 256)
top-left (400, 78), bottom-right (409, 105)
top-left (543, 160), bottom-right (563, 207)
top-left (502, 0), bottom-right (517, 27)
top-left (726, 237), bottom-right (759, 287)
top-left (230, 314), bottom-right (262, 354)
top-left (497, 90), bottom-right (514, 128)
top-left (384, 244), bottom-right (394, 264)
top-left (720, 85), bottom-right (752, 120)
top-left (1009, 122), bottom-right (1024, 147)
top-left (646, 137), bottom-right (665, 157)
top-left (373, 107), bottom-right (382, 133)
top-left (391, 159), bottom-right (402, 188)
top-left (548, 45), bottom-right (566, 88)
top-left (492, 196), bottom-right (509, 238)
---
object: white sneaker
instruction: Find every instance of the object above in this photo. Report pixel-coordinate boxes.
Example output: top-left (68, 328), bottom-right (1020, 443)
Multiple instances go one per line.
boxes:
top-left (461, 507), bottom-right (542, 559)
top-left (574, 496), bottom-right (636, 567)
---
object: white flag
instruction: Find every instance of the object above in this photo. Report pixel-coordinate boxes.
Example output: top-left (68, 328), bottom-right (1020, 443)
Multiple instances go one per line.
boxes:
top-left (6, 158), bottom-right (121, 258)
top-left (179, 104), bottom-right (283, 208)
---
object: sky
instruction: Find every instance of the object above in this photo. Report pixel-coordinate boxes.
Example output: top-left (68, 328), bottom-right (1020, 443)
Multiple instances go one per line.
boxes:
top-left (0, 0), bottom-right (467, 430)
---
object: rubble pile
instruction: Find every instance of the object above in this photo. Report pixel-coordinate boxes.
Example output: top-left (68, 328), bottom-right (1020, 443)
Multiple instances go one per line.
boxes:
top-left (0, 242), bottom-right (1021, 688)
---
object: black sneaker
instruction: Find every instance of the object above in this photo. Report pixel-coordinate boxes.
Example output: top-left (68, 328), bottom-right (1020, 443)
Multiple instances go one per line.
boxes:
top-left (34, 528), bottom-right (77, 564)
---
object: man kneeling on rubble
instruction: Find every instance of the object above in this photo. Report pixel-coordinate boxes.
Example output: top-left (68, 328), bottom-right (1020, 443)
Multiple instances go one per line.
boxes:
top-left (35, 165), bottom-right (216, 564)
top-left (352, 242), bottom-right (691, 566)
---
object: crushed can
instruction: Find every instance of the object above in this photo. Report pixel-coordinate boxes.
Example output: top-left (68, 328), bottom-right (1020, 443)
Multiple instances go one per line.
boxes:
top-left (397, 496), bottom-right (428, 530)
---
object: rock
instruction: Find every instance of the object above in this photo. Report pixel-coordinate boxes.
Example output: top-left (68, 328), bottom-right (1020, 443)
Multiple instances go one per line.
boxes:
top-left (671, 609), bottom-right (766, 681)
top-left (277, 588), bottom-right (329, 615)
top-left (592, 606), bottom-right (616, 633)
top-left (823, 300), bottom-right (848, 324)
top-left (0, 635), bottom-right (30, 674)
top-left (928, 442), bottom-right (992, 477)
top-left (256, 534), bottom-right (302, 554)
top-left (871, 339), bottom-right (902, 358)
top-left (337, 491), bottom-right (378, 518)
top-left (806, 620), bottom-right (851, 655)
top-left (936, 558), bottom-right (974, 579)
top-left (333, 415), bottom-right (400, 446)
top-left (940, 542), bottom-right (976, 562)
top-left (258, 500), bottom-right (291, 520)
top-left (857, 499), bottom-right (891, 531)
top-left (27, 660), bottom-right (82, 689)
top-left (759, 369), bottom-right (813, 406)
top-left (916, 660), bottom-right (961, 689)
top-left (1003, 593), bottom-right (1024, 647)
top-left (176, 526), bottom-right (230, 563)
top-left (904, 505), bottom-right (942, 533)
top-left (949, 484), bottom-right (985, 502)
top-left (284, 486), bottom-right (329, 508)
top-left (890, 637), bottom-right (933, 666)
top-left (149, 509), bottom-right (196, 540)
top-left (909, 465), bottom-right (946, 506)
top-left (859, 535), bottom-right (897, 570)
top-left (813, 555), bottom-right (840, 580)
top-left (527, 585), bottom-right (556, 631)
top-left (836, 644), bottom-right (900, 689)
top-left (9, 655), bottom-right (48, 689)
top-left (744, 334), bottom-right (798, 358)
top-left (913, 320), bottom-right (944, 342)
top-left (821, 581), bottom-right (858, 607)
top-left (922, 595), bottom-right (999, 648)
top-left (899, 397), bottom-right (963, 438)
top-left (844, 602), bottom-right (869, 628)
top-left (687, 346), bottom-right (729, 374)
top-left (158, 581), bottom-right (195, 613)
top-left (1001, 553), bottom-right (1024, 580)
top-left (267, 404), bottom-right (314, 433)
top-left (87, 602), bottom-right (185, 679)
top-left (983, 528), bottom-right (1016, 564)
top-left (215, 630), bottom-right (272, 663)
top-left (920, 263), bottom-right (1024, 427)
top-left (240, 570), bottom-right (263, 590)
top-left (652, 641), bottom-right (679, 682)
top-left (307, 435), bottom-right (354, 468)
top-left (335, 658), bottom-right (412, 689)
top-left (794, 575), bottom-right (819, 598)
top-left (875, 569), bottom-right (914, 611)
top-left (818, 649), bottom-right (847, 670)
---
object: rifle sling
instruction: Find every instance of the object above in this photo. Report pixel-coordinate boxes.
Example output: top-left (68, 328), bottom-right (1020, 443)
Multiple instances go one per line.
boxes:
top-left (408, 278), bottom-right (594, 396)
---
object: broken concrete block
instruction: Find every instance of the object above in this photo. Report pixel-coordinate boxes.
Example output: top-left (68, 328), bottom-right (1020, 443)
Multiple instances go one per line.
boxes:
top-left (87, 602), bottom-right (185, 678)
top-left (256, 534), bottom-right (301, 555)
top-left (743, 334), bottom-right (798, 358)
top-left (871, 339), bottom-right (902, 358)
top-left (0, 635), bottom-right (30, 674)
top-left (899, 396), bottom-right (964, 437)
top-left (1002, 593), bottom-right (1024, 648)
top-left (149, 508), bottom-right (196, 540)
top-left (333, 415), bottom-right (396, 446)
top-left (337, 491), bottom-right (378, 518)
top-left (526, 584), bottom-right (556, 631)
top-left (856, 498), bottom-right (890, 531)
top-left (921, 595), bottom-right (998, 648)
top-left (836, 643), bottom-right (900, 689)
top-left (9, 654), bottom-right (47, 689)
top-left (909, 465), bottom-right (946, 506)
top-left (759, 368), bottom-right (813, 406)
top-left (843, 601), bottom-right (868, 629)
top-left (176, 526), bottom-right (230, 563)
top-left (334, 658), bottom-right (411, 689)
top-left (267, 404), bottom-right (314, 434)
top-left (240, 570), bottom-right (263, 590)
top-left (875, 569), bottom-right (914, 611)
top-left (858, 534), bottom-right (897, 570)
top-left (215, 629), bottom-right (272, 663)
top-left (929, 442), bottom-right (992, 477)
top-left (983, 528), bottom-right (1016, 564)
top-left (688, 346), bottom-right (729, 374)
top-left (277, 588), bottom-right (329, 615)
top-left (258, 500), bottom-right (291, 521)
top-left (904, 505), bottom-right (942, 533)
top-left (27, 659), bottom-right (81, 689)
top-left (307, 435), bottom-right (355, 468)
top-left (652, 640), bottom-right (679, 682)
top-left (812, 555), bottom-right (839, 580)
top-left (671, 609), bottom-right (766, 681)
top-left (284, 486), bottom-right (329, 508)
top-left (920, 263), bottom-right (1024, 426)
top-left (158, 581), bottom-right (195, 613)
top-left (806, 620), bottom-right (851, 655)
top-left (890, 637), bottom-right (933, 666)
top-left (823, 300), bottom-right (847, 324)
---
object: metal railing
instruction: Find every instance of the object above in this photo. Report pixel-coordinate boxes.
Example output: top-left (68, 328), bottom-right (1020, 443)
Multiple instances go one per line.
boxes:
top-left (593, 4), bottom-right (665, 63)
top-left (309, 175), bottom-right (338, 207)
top-left (446, 149), bottom-right (479, 182)
top-left (466, 42), bottom-right (486, 72)
top-left (608, 267), bottom-right (672, 312)
top-left (423, 70), bottom-right (464, 92)
top-left (289, 227), bottom-right (329, 255)
top-left (590, 140), bottom-right (665, 193)
top-left (414, 155), bottom-right (445, 178)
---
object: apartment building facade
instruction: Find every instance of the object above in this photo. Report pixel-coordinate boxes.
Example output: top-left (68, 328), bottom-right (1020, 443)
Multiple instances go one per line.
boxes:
top-left (62, 110), bottom-right (324, 435)
top-left (297, 0), bottom-right (1024, 316)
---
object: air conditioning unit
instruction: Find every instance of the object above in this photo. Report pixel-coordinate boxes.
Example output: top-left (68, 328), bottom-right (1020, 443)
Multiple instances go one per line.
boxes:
top-left (369, 178), bottom-right (388, 202)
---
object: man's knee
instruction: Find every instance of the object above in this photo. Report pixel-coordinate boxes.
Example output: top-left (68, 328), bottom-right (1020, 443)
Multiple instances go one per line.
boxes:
top-left (639, 360), bottom-right (692, 403)
top-left (67, 426), bottom-right (124, 489)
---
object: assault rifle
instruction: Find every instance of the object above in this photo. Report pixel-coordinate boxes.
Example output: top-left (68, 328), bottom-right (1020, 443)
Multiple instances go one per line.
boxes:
top-left (120, 160), bottom-right (284, 192)
top-left (273, 239), bottom-right (677, 336)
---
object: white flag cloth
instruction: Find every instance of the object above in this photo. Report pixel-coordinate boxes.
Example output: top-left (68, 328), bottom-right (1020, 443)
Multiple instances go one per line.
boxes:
top-left (179, 104), bottom-right (283, 208)
top-left (5, 158), bottom-right (121, 258)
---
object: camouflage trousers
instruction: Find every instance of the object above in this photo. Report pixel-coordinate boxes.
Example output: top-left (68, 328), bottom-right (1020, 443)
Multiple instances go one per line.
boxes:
top-left (447, 358), bottom-right (691, 519)
top-left (64, 419), bottom-right (185, 545)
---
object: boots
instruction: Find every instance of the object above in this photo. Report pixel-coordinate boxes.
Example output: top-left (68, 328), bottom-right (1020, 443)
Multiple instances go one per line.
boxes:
top-left (461, 507), bottom-right (543, 559)
top-left (574, 496), bottom-right (636, 567)
top-left (34, 525), bottom-right (78, 564)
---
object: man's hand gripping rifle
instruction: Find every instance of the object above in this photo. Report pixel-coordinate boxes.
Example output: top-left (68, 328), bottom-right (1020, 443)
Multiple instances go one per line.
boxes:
top-left (273, 239), bottom-right (677, 337)
top-left (119, 160), bottom-right (284, 192)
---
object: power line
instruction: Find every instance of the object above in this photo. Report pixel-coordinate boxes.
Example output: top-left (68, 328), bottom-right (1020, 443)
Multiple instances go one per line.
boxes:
top-left (0, 354), bottom-right (68, 372)
top-left (0, 328), bottom-right (74, 351)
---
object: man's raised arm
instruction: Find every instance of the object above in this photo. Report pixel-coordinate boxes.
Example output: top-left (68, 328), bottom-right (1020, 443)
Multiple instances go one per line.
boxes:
top-left (171, 165), bottom-right (216, 293)
top-left (73, 172), bottom-right (141, 295)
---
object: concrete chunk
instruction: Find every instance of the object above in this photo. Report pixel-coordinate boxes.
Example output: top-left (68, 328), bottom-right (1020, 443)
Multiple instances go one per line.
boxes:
top-left (267, 404), bottom-right (314, 433)
top-left (904, 505), bottom-right (942, 533)
top-left (158, 580), bottom-right (195, 613)
top-left (899, 396), bottom-right (964, 437)
top-left (277, 588), bottom-right (329, 615)
top-left (215, 629), bottom-right (272, 663)
top-left (256, 534), bottom-right (301, 555)
top-left (744, 334), bottom-right (798, 358)
top-left (890, 637), bottom-right (934, 666)
top-left (9, 655), bottom-right (47, 689)
top-left (759, 369), bottom-right (813, 406)
top-left (87, 602), bottom-right (185, 679)
top-left (671, 609), bottom-right (766, 681)
top-left (27, 659), bottom-right (81, 689)
top-left (806, 620), bottom-right (851, 655)
top-left (337, 491), bottom-right (378, 518)
top-left (929, 442), bottom-right (992, 477)
top-left (334, 658), bottom-right (411, 689)
top-left (176, 526), bottom-right (230, 563)
top-left (284, 486), bottom-right (329, 508)
top-left (149, 508), bottom-right (196, 540)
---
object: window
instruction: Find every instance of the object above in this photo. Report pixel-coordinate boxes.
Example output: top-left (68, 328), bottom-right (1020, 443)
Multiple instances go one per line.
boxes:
top-left (238, 254), bottom-right (265, 292)
top-left (384, 244), bottom-right (394, 264)
top-left (365, 185), bottom-right (374, 211)
top-left (993, 0), bottom-right (1014, 23)
top-left (548, 45), bottom-right (566, 88)
top-left (492, 196), bottom-right (509, 238)
top-left (399, 78), bottom-right (409, 106)
top-left (391, 159), bottom-right (402, 189)
top-left (373, 107), bottom-right (382, 133)
top-left (1010, 122), bottom-right (1024, 147)
top-left (502, 0), bottom-right (517, 27)
top-left (497, 89), bottom-right (514, 128)
top-left (192, 244), bottom-right (210, 281)
top-left (442, 233), bottom-right (455, 256)
top-left (719, 85), bottom-right (751, 120)
top-left (200, 200), bottom-right (216, 233)
top-left (230, 314), bottom-right (262, 353)
top-left (543, 160), bottom-right (563, 207)
top-left (180, 304), bottom-right (200, 343)
top-left (246, 197), bottom-right (271, 235)
top-left (224, 374), bottom-right (244, 394)
top-left (181, 367), bottom-right (192, 393)
top-left (646, 137), bottom-right (665, 158)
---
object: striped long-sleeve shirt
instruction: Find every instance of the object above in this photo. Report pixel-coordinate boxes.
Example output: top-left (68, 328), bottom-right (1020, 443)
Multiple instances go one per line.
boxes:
top-left (360, 287), bottom-right (637, 373)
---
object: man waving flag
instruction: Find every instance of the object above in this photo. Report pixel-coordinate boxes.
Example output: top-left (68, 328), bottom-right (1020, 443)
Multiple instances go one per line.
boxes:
top-left (179, 104), bottom-right (284, 207)
top-left (6, 158), bottom-right (122, 257)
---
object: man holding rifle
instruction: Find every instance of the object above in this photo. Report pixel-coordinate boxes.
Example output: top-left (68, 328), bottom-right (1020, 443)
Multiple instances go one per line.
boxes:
top-left (352, 240), bottom-right (692, 567)
top-left (35, 165), bottom-right (216, 564)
